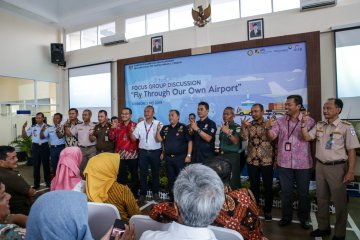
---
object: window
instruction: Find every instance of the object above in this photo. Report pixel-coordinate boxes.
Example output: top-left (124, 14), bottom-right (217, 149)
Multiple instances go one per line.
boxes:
top-left (66, 31), bottom-right (80, 52)
top-left (69, 63), bottom-right (112, 122)
top-left (0, 76), bottom-right (58, 145)
top-left (273, 0), bottom-right (300, 12)
top-left (170, 4), bottom-right (194, 30)
top-left (81, 27), bottom-right (98, 48)
top-left (98, 22), bottom-right (116, 43)
top-left (211, 0), bottom-right (240, 22)
top-left (126, 15), bottom-right (146, 39)
top-left (146, 10), bottom-right (169, 35)
top-left (241, 0), bottom-right (272, 18)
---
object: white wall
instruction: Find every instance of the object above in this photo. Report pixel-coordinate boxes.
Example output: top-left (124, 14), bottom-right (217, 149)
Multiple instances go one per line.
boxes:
top-left (0, 9), bottom-right (62, 83)
top-left (63, 0), bottom-right (360, 115)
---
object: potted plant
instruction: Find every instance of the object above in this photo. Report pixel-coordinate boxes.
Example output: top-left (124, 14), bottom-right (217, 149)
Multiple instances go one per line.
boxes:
top-left (10, 135), bottom-right (32, 165)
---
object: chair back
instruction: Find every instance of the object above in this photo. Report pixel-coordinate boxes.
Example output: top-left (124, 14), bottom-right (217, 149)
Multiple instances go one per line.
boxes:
top-left (88, 202), bottom-right (120, 240)
top-left (130, 215), bottom-right (170, 240)
top-left (208, 225), bottom-right (244, 240)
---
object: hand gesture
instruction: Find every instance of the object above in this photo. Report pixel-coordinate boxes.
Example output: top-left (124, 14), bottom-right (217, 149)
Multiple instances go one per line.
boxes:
top-left (301, 111), bottom-right (310, 125)
top-left (157, 122), bottom-right (162, 132)
top-left (241, 117), bottom-right (251, 128)
top-left (23, 121), bottom-right (28, 129)
top-left (189, 119), bottom-right (198, 131)
top-left (185, 155), bottom-right (191, 163)
top-left (265, 117), bottom-right (275, 129)
top-left (64, 121), bottom-right (70, 129)
top-left (41, 124), bottom-right (46, 131)
top-left (130, 125), bottom-right (135, 133)
top-left (89, 128), bottom-right (95, 137)
top-left (220, 122), bottom-right (230, 134)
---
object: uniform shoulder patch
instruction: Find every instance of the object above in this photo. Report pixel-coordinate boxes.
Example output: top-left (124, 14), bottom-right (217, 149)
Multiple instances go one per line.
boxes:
top-left (340, 120), bottom-right (351, 125)
top-left (350, 127), bottom-right (356, 136)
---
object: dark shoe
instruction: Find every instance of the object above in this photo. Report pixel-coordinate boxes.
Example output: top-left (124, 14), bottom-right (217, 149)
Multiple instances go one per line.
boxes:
top-left (310, 228), bottom-right (331, 237)
top-left (138, 195), bottom-right (146, 205)
top-left (153, 193), bottom-right (161, 202)
top-left (332, 236), bottom-right (345, 240)
top-left (300, 220), bottom-right (310, 230)
top-left (264, 213), bottom-right (272, 221)
top-left (278, 218), bottom-right (291, 227)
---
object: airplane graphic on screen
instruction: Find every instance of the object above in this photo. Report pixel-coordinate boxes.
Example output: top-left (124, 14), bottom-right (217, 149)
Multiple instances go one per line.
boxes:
top-left (262, 81), bottom-right (307, 104)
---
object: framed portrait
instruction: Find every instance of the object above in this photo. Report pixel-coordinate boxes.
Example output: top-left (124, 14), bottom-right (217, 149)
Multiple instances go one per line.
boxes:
top-left (151, 36), bottom-right (163, 54)
top-left (247, 18), bottom-right (264, 40)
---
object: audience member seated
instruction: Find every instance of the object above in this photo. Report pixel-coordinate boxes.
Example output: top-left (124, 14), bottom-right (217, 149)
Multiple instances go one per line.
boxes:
top-left (149, 157), bottom-right (266, 240)
top-left (140, 164), bottom-right (224, 240)
top-left (0, 146), bottom-right (36, 215)
top-left (26, 190), bottom-right (93, 240)
top-left (51, 147), bottom-right (85, 192)
top-left (0, 182), bottom-right (27, 239)
top-left (84, 153), bottom-right (140, 222)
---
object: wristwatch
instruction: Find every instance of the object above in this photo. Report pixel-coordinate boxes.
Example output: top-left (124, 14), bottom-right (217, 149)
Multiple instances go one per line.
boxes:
top-left (187, 154), bottom-right (191, 157)
top-left (197, 129), bottom-right (202, 134)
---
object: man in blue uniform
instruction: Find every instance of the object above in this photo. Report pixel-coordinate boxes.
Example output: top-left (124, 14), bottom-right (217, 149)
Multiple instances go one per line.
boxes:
top-left (42, 113), bottom-right (65, 175)
top-left (190, 101), bottom-right (217, 164)
top-left (22, 112), bottom-right (50, 189)
top-left (156, 109), bottom-right (192, 201)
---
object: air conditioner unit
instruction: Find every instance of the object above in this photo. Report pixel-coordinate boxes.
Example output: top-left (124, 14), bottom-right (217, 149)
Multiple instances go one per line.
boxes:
top-left (100, 33), bottom-right (128, 46)
top-left (300, 0), bottom-right (337, 11)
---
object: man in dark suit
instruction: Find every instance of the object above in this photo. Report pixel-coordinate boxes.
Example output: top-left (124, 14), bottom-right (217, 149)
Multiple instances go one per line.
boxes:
top-left (153, 39), bottom-right (162, 52)
top-left (250, 23), bottom-right (262, 38)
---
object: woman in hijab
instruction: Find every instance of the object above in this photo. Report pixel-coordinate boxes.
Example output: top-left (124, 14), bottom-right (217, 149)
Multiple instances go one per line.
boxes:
top-left (84, 153), bottom-right (140, 222)
top-left (26, 191), bottom-right (93, 240)
top-left (51, 147), bottom-right (84, 192)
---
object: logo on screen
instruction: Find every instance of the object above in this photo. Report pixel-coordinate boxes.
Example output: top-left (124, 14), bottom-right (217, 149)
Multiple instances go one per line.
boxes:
top-left (247, 50), bottom-right (254, 56)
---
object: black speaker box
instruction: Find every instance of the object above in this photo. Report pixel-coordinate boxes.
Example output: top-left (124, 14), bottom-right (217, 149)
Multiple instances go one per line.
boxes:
top-left (50, 43), bottom-right (65, 66)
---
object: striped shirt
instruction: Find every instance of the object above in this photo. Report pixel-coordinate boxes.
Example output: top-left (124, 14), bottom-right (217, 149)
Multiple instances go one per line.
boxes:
top-left (105, 183), bottom-right (140, 222)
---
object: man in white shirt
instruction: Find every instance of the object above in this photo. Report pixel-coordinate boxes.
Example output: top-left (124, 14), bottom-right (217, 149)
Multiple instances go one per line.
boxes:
top-left (131, 105), bottom-right (162, 202)
top-left (140, 164), bottom-right (224, 240)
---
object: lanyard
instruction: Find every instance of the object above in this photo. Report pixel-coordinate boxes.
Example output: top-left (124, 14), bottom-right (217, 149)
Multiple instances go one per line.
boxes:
top-left (287, 119), bottom-right (299, 140)
top-left (144, 121), bottom-right (154, 143)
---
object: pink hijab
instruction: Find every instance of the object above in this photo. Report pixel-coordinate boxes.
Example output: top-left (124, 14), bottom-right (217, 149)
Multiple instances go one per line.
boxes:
top-left (51, 147), bottom-right (82, 191)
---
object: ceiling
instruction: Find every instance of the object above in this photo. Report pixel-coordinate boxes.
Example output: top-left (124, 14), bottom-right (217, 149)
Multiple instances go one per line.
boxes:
top-left (0, 0), bottom-right (193, 29)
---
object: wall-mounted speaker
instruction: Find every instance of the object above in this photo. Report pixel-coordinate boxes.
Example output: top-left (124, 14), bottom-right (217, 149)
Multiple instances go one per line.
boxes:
top-left (50, 43), bottom-right (66, 67)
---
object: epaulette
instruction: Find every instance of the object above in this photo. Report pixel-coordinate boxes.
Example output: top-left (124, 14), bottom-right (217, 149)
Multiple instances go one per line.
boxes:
top-left (340, 120), bottom-right (351, 125)
top-left (46, 124), bottom-right (51, 127)
top-left (318, 120), bottom-right (326, 124)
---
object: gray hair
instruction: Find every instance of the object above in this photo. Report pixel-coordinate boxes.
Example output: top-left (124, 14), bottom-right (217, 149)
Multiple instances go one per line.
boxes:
top-left (173, 164), bottom-right (225, 227)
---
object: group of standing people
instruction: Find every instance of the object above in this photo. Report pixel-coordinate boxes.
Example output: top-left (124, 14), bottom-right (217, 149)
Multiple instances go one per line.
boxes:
top-left (19, 94), bottom-right (359, 240)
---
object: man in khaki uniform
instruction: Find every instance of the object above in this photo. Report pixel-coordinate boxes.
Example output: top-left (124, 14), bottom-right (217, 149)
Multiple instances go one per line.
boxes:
top-left (302, 98), bottom-right (360, 240)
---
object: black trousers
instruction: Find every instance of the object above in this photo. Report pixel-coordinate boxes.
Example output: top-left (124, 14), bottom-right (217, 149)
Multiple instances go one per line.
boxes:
top-left (247, 164), bottom-right (274, 213)
top-left (165, 154), bottom-right (186, 199)
top-left (32, 143), bottom-right (50, 187)
top-left (117, 158), bottom-right (139, 197)
top-left (278, 166), bottom-right (311, 222)
top-left (138, 149), bottom-right (161, 196)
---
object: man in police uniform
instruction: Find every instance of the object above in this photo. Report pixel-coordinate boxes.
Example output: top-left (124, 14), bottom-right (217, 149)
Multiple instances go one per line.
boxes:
top-left (41, 113), bottom-right (65, 174)
top-left (156, 109), bottom-right (192, 201)
top-left (302, 98), bottom-right (360, 240)
top-left (190, 101), bottom-right (217, 164)
top-left (22, 112), bottom-right (51, 189)
top-left (90, 110), bottom-right (114, 154)
top-left (219, 107), bottom-right (241, 189)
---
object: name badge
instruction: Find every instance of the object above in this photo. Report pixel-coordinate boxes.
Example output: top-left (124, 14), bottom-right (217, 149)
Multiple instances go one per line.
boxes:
top-left (285, 142), bottom-right (291, 151)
